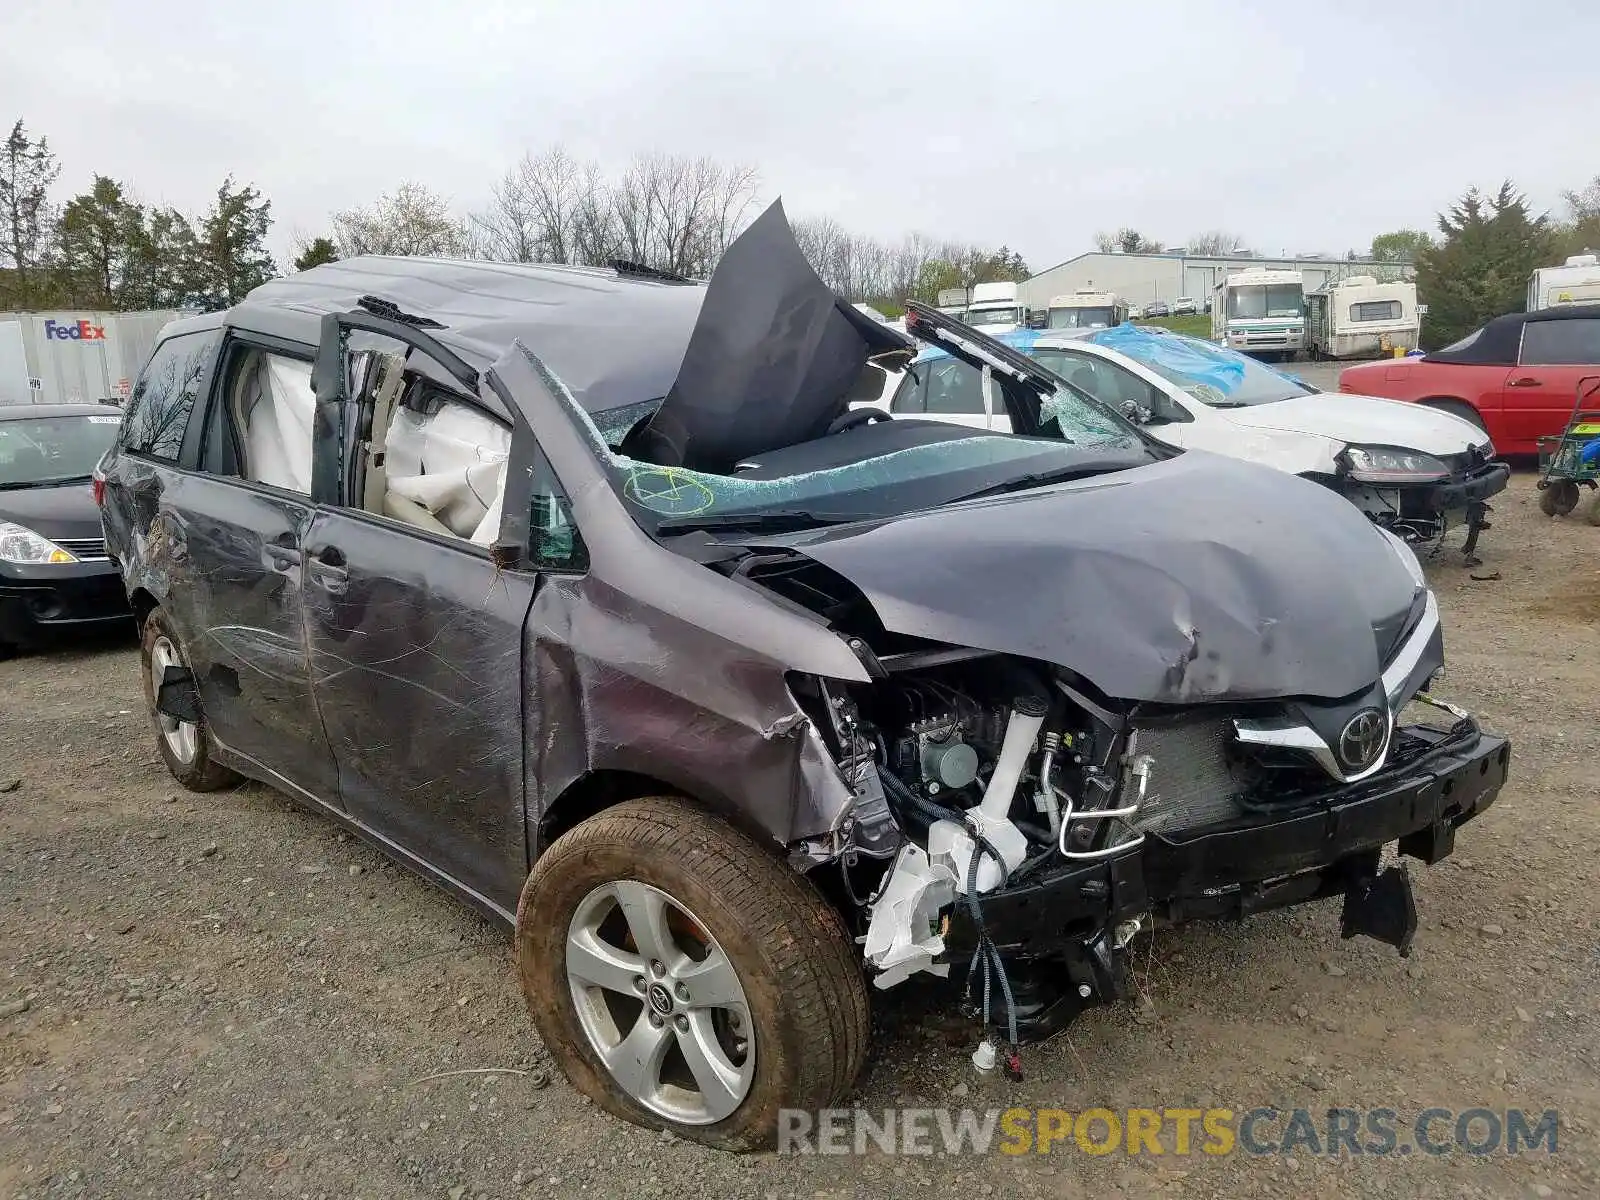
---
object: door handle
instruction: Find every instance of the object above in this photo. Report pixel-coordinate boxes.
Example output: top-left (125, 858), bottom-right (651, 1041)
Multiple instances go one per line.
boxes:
top-left (309, 547), bottom-right (348, 595)
top-left (265, 546), bottom-right (300, 571)
top-left (1507, 376), bottom-right (1543, 388)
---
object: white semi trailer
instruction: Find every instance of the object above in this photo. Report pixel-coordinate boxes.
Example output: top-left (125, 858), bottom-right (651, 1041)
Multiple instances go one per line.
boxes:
top-left (0, 310), bottom-right (179, 406)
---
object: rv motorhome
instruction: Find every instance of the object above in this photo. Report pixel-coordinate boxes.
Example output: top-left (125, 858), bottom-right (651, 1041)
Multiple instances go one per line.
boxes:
top-left (1306, 277), bottom-right (1420, 360)
top-left (1045, 290), bottom-right (1129, 330)
top-left (1211, 268), bottom-right (1307, 360)
top-left (1527, 254), bottom-right (1600, 312)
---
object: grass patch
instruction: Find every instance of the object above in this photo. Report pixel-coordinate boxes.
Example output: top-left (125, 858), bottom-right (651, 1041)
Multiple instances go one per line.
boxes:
top-left (1136, 314), bottom-right (1212, 338)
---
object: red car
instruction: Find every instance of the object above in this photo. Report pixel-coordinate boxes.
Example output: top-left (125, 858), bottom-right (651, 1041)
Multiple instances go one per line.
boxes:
top-left (1338, 304), bottom-right (1600, 454)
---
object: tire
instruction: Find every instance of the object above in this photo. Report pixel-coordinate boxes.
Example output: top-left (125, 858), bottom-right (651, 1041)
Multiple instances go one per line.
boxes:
top-left (139, 607), bottom-right (239, 791)
top-left (1586, 492), bottom-right (1600, 527)
top-left (1422, 398), bottom-right (1487, 435)
top-left (516, 797), bottom-right (869, 1151)
top-left (1540, 480), bottom-right (1581, 517)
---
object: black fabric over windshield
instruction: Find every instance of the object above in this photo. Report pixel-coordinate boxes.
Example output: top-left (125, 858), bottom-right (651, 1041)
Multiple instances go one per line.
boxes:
top-left (624, 200), bottom-right (912, 475)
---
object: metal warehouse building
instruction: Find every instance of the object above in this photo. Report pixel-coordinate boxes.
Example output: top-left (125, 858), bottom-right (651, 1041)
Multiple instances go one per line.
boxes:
top-left (1018, 252), bottom-right (1415, 312)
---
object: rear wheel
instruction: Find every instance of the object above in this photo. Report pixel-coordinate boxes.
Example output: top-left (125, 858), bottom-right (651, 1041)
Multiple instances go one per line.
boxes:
top-left (1540, 481), bottom-right (1581, 517)
top-left (139, 608), bottom-right (239, 791)
top-left (516, 797), bottom-right (869, 1151)
top-left (1586, 493), bottom-right (1600, 527)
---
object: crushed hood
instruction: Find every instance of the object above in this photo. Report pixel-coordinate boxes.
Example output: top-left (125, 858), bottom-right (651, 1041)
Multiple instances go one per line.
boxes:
top-left (626, 200), bottom-right (913, 474)
top-left (1223, 392), bottom-right (1488, 456)
top-left (759, 452), bottom-right (1420, 704)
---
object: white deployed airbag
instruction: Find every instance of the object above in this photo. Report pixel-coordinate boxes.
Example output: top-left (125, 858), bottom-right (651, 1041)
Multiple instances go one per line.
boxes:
top-left (238, 355), bottom-right (315, 493)
top-left (383, 403), bottom-right (511, 544)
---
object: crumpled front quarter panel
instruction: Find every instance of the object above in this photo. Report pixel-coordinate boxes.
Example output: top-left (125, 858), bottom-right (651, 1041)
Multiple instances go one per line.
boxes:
top-left (523, 572), bottom-right (856, 854)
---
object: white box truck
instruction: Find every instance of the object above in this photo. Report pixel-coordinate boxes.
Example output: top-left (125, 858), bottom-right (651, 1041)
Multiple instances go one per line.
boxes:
top-left (0, 310), bottom-right (178, 407)
top-left (960, 281), bottom-right (1026, 331)
top-left (935, 287), bottom-right (970, 319)
top-left (1306, 276), bottom-right (1420, 360)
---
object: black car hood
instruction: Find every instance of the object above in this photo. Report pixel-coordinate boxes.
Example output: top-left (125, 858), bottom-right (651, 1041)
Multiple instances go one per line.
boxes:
top-left (0, 478), bottom-right (103, 541)
top-left (757, 452), bottom-right (1420, 704)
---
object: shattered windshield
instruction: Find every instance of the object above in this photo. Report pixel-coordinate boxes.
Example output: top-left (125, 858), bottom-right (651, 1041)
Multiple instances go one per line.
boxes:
top-left (1048, 306), bottom-right (1117, 329)
top-left (540, 352), bottom-right (1149, 535)
top-left (1084, 327), bottom-right (1314, 407)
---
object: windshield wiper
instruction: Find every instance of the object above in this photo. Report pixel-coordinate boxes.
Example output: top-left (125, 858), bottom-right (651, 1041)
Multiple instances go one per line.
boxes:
top-left (943, 464), bottom-right (1108, 505)
top-left (655, 508), bottom-right (870, 534)
top-left (0, 474), bottom-right (92, 490)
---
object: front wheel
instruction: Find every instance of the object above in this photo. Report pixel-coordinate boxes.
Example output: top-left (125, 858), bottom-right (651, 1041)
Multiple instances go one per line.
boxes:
top-left (516, 797), bottom-right (869, 1151)
top-left (1423, 398), bottom-right (1488, 436)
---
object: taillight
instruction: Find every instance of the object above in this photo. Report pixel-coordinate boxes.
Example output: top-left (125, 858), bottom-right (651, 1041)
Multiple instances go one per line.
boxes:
top-left (92, 461), bottom-right (107, 507)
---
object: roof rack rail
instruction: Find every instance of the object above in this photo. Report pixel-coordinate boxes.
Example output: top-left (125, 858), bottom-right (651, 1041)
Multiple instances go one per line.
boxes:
top-left (607, 259), bottom-right (696, 285)
top-left (356, 294), bottom-right (447, 329)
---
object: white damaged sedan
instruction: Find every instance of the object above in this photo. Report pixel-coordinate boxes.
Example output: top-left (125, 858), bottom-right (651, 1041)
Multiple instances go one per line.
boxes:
top-left (885, 323), bottom-right (1511, 560)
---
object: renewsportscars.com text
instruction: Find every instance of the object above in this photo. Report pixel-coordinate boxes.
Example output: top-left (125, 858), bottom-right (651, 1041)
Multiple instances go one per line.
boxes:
top-left (778, 1106), bottom-right (1561, 1158)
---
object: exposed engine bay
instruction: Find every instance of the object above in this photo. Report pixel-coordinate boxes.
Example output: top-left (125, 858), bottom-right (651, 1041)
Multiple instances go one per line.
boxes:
top-left (789, 603), bottom-right (1506, 1058)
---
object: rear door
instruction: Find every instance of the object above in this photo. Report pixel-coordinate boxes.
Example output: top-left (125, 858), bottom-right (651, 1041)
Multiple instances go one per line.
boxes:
top-left (301, 316), bottom-right (538, 913)
top-left (103, 325), bottom-right (338, 801)
top-left (1505, 316), bottom-right (1600, 446)
top-left (169, 332), bottom-right (337, 800)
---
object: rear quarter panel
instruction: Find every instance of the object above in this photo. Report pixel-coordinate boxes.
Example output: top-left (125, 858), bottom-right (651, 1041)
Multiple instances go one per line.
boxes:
top-left (1340, 361), bottom-right (1514, 448)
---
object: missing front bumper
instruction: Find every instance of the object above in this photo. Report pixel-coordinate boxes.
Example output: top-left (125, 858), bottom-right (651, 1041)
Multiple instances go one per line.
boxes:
top-left (944, 724), bottom-right (1508, 960)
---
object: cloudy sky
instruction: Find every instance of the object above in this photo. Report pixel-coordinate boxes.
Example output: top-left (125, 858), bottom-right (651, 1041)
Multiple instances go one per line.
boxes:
top-left (7, 0), bottom-right (1595, 270)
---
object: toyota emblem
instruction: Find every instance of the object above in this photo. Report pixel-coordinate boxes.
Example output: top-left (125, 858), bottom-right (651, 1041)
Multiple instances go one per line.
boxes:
top-left (1338, 709), bottom-right (1387, 771)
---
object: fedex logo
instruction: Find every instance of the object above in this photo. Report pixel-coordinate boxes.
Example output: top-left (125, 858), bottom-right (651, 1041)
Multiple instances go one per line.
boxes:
top-left (44, 319), bottom-right (106, 341)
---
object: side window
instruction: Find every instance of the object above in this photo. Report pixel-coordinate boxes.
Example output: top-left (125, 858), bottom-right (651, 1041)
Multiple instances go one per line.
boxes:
top-left (120, 330), bottom-right (220, 460)
top-left (1037, 350), bottom-right (1189, 424)
top-left (1350, 300), bottom-right (1402, 323)
top-left (339, 341), bottom-right (513, 547)
top-left (888, 366), bottom-right (925, 414)
top-left (1520, 319), bottom-right (1600, 366)
top-left (923, 359), bottom-right (986, 414)
top-left (529, 448), bottom-right (587, 571)
top-left (201, 343), bottom-right (315, 492)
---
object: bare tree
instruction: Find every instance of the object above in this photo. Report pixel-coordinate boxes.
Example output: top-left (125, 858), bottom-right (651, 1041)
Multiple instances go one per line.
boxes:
top-left (472, 147), bottom-right (597, 263)
top-left (607, 153), bottom-right (760, 276)
top-left (0, 119), bottom-right (61, 305)
top-left (332, 182), bottom-right (471, 258)
top-left (469, 149), bottom-right (758, 275)
top-left (1187, 229), bottom-right (1245, 255)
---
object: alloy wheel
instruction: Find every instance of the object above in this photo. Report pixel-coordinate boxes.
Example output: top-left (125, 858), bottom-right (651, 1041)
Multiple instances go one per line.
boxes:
top-left (565, 880), bottom-right (755, 1125)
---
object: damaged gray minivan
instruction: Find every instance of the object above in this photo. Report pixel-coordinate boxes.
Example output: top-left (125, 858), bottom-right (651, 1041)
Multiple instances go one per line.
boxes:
top-left (99, 203), bottom-right (1510, 1150)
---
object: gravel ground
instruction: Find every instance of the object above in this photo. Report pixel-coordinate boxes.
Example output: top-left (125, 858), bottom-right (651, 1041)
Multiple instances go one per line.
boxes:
top-left (2, 470), bottom-right (1597, 1199)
